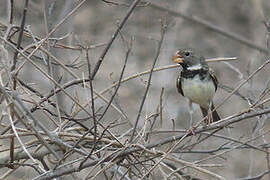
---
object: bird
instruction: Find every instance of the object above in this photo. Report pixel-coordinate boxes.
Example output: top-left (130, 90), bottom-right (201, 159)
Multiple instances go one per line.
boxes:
top-left (172, 48), bottom-right (220, 124)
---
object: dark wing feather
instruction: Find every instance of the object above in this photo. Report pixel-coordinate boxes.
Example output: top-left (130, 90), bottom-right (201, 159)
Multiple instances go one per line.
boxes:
top-left (209, 68), bottom-right (218, 91)
top-left (176, 74), bottom-right (184, 96)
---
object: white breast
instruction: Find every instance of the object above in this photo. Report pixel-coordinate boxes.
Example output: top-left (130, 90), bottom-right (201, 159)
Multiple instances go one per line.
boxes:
top-left (182, 74), bottom-right (215, 109)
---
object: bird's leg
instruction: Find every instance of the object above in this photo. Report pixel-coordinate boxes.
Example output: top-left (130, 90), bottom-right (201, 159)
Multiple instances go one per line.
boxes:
top-left (187, 100), bottom-right (197, 137)
top-left (188, 100), bottom-right (194, 127)
top-left (207, 102), bottom-right (213, 124)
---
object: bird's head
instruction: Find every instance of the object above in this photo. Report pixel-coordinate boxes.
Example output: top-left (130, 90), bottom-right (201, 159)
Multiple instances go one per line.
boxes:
top-left (172, 48), bottom-right (206, 70)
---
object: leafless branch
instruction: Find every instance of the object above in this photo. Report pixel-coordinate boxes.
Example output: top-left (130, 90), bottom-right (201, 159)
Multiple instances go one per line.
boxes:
top-left (91, 0), bottom-right (141, 79)
top-left (148, 2), bottom-right (268, 54)
top-left (130, 22), bottom-right (167, 142)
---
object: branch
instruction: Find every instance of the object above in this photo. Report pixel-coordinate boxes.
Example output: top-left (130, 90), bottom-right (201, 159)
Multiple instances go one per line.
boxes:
top-left (148, 2), bottom-right (268, 54)
top-left (129, 22), bottom-right (166, 142)
top-left (91, 0), bottom-right (141, 79)
top-left (10, 0), bottom-right (29, 71)
top-left (34, 101), bottom-right (270, 179)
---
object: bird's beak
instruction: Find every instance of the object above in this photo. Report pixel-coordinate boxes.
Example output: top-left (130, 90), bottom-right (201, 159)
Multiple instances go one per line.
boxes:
top-left (172, 53), bottom-right (184, 64)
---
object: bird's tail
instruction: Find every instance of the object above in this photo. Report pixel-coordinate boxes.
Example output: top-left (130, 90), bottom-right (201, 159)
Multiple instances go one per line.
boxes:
top-left (200, 104), bottom-right (220, 123)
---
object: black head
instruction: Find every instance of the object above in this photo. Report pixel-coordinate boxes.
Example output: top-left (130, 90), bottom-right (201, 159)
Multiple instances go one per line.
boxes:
top-left (172, 48), bottom-right (206, 69)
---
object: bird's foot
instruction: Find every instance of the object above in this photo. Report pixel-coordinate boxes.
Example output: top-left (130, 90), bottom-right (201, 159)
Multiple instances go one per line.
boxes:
top-left (205, 112), bottom-right (213, 125)
top-left (187, 126), bottom-right (197, 135)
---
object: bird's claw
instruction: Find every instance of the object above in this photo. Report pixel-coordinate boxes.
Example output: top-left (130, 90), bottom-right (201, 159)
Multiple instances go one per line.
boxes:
top-left (187, 126), bottom-right (197, 135)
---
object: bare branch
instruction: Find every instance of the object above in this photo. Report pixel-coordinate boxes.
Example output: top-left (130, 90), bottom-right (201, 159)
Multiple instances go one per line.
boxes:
top-left (91, 0), bottom-right (141, 79)
top-left (130, 22), bottom-right (166, 142)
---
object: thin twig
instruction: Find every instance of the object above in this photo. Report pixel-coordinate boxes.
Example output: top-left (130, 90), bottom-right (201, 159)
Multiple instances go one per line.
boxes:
top-left (91, 0), bottom-right (141, 79)
top-left (8, 0), bottom-right (14, 24)
top-left (24, 0), bottom-right (87, 66)
top-left (10, 0), bottom-right (29, 71)
top-left (97, 57), bottom-right (237, 100)
top-left (206, 57), bottom-right (237, 62)
top-left (237, 170), bottom-right (269, 180)
top-left (79, 44), bottom-right (131, 169)
top-left (9, 0), bottom-right (29, 166)
top-left (38, 46), bottom-right (128, 120)
top-left (213, 58), bottom-right (270, 113)
top-left (129, 22), bottom-right (166, 142)
top-left (149, 2), bottom-right (268, 54)
top-left (159, 87), bottom-right (164, 126)
top-left (32, 105), bottom-right (270, 179)
top-left (1, 37), bottom-right (123, 146)
top-left (97, 45), bottom-right (131, 122)
top-left (0, 86), bottom-right (61, 160)
top-left (86, 47), bottom-right (97, 145)
top-left (77, 47), bottom-right (98, 169)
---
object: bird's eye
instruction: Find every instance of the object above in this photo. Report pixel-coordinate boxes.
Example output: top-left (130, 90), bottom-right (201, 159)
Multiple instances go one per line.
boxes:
top-left (185, 52), bottom-right (190, 56)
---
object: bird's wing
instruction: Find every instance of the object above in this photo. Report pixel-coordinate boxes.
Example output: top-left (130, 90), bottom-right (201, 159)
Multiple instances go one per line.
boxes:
top-left (176, 74), bottom-right (184, 96)
top-left (209, 68), bottom-right (218, 91)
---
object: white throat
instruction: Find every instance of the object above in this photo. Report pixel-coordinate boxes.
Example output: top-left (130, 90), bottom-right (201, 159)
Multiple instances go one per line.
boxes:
top-left (187, 64), bottom-right (202, 70)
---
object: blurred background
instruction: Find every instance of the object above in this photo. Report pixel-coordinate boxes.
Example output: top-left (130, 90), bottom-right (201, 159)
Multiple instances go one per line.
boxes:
top-left (1, 0), bottom-right (270, 179)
